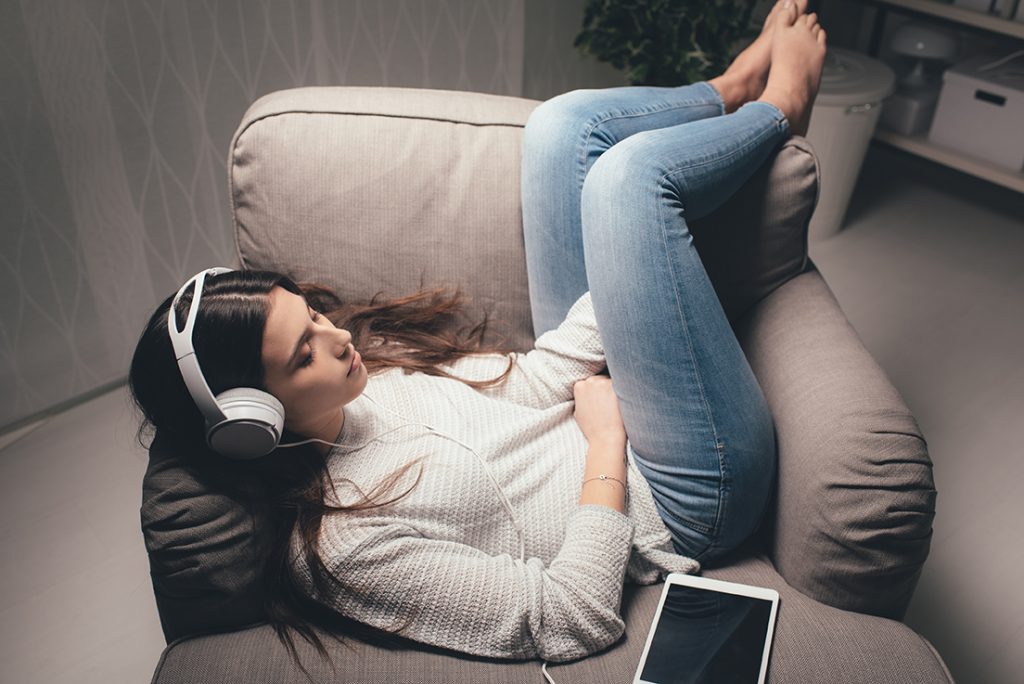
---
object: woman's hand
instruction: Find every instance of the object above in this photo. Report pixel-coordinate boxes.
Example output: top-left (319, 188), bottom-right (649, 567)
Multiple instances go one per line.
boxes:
top-left (573, 374), bottom-right (627, 446)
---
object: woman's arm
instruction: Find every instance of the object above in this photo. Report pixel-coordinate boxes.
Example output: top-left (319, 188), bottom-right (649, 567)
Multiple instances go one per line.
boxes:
top-left (440, 291), bottom-right (606, 409)
top-left (573, 374), bottom-right (629, 514)
top-left (299, 503), bottom-right (635, 662)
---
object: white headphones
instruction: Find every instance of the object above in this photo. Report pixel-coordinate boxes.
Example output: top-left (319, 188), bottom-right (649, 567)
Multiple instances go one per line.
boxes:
top-left (168, 267), bottom-right (286, 459)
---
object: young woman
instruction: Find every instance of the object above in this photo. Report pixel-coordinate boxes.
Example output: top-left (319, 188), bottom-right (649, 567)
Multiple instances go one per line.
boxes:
top-left (130, 0), bottom-right (825, 675)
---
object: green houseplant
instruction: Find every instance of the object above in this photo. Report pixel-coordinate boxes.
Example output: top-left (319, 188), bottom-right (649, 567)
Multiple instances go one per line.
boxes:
top-left (575, 0), bottom-right (761, 86)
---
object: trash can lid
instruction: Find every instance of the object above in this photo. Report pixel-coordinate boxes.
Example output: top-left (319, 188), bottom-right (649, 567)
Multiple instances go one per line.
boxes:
top-left (816, 47), bottom-right (895, 107)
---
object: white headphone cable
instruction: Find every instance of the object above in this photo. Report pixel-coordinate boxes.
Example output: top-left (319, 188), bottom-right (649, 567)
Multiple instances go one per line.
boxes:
top-left (280, 393), bottom-right (556, 682)
top-left (362, 393), bottom-right (527, 564)
top-left (278, 392), bottom-right (527, 563)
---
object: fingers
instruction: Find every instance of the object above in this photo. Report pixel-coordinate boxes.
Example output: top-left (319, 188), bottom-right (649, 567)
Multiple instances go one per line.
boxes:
top-left (576, 374), bottom-right (612, 387)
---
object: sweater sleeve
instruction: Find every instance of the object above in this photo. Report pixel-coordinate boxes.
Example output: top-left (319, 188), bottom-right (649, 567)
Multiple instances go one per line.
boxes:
top-left (441, 291), bottom-right (607, 409)
top-left (300, 504), bottom-right (635, 662)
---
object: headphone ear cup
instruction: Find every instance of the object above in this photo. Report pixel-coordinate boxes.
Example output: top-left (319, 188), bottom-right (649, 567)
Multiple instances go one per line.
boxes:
top-left (207, 387), bottom-right (285, 459)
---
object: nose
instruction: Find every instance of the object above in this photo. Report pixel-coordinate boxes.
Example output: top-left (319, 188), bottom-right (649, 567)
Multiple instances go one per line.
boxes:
top-left (326, 328), bottom-right (351, 359)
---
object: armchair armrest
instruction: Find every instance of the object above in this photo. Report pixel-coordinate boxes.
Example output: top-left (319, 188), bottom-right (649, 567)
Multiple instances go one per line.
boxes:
top-left (735, 265), bottom-right (937, 620)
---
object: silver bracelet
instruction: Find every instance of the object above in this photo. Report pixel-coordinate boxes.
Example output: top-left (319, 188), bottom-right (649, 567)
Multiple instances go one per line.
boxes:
top-left (582, 474), bottom-right (627, 491)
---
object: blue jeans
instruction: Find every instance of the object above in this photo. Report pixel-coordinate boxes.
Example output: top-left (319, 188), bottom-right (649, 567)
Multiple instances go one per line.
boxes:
top-left (521, 82), bottom-right (788, 566)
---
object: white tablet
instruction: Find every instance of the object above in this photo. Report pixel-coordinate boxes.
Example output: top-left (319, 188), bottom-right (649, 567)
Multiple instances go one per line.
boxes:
top-left (633, 573), bottom-right (780, 684)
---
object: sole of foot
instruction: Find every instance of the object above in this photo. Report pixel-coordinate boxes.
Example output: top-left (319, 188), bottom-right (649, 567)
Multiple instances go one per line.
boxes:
top-left (711, 0), bottom-right (810, 112)
top-left (757, 8), bottom-right (827, 137)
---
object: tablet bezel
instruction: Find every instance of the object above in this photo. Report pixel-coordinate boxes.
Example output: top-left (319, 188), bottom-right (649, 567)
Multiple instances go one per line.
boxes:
top-left (632, 573), bottom-right (781, 684)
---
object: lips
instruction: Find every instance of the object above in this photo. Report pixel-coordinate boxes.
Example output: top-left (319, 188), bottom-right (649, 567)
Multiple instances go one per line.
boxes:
top-left (347, 350), bottom-right (361, 377)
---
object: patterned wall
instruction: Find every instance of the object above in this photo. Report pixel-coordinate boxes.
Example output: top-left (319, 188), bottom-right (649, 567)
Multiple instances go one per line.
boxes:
top-left (523, 0), bottom-right (627, 102)
top-left (0, 0), bottom-right (625, 430)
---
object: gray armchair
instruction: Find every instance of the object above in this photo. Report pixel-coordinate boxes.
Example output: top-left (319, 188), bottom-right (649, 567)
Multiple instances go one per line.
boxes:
top-left (144, 87), bottom-right (950, 683)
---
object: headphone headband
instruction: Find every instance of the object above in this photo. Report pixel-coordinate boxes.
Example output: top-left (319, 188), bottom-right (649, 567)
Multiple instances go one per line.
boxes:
top-left (168, 268), bottom-right (234, 427)
top-left (167, 267), bottom-right (284, 459)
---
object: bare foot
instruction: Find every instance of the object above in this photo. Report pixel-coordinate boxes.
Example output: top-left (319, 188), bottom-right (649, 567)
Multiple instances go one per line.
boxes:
top-left (757, 8), bottom-right (827, 136)
top-left (709, 0), bottom-right (808, 112)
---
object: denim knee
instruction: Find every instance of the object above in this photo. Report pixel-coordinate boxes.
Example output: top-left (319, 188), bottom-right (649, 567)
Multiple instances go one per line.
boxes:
top-left (526, 89), bottom-right (600, 129)
top-left (523, 89), bottom-right (616, 156)
top-left (580, 132), bottom-right (675, 225)
top-left (588, 129), bottom-right (674, 185)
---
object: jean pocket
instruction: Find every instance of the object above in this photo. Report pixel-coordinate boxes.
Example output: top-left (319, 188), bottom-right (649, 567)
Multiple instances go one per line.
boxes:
top-left (661, 504), bottom-right (716, 536)
top-left (668, 519), bottom-right (716, 561)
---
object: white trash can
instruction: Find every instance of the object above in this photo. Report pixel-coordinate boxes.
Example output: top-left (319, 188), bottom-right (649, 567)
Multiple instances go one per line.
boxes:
top-left (805, 47), bottom-right (895, 242)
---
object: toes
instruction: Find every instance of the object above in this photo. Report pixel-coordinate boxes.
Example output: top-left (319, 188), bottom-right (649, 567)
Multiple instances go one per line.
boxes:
top-left (782, 1), bottom-right (798, 23)
top-left (818, 29), bottom-right (827, 46)
top-left (779, 1), bottom-right (798, 24)
top-left (763, 2), bottom-right (783, 31)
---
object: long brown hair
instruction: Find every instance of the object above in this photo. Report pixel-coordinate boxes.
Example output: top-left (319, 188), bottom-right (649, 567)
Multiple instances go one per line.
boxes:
top-left (128, 270), bottom-right (519, 680)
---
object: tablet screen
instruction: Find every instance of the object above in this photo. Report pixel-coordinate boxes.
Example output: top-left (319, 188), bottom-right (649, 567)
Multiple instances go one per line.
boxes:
top-left (638, 583), bottom-right (775, 684)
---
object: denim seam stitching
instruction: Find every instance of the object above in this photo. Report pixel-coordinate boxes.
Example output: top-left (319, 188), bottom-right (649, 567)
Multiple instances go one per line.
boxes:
top-left (654, 171), bottom-right (726, 544)
top-left (712, 439), bottom-right (729, 553)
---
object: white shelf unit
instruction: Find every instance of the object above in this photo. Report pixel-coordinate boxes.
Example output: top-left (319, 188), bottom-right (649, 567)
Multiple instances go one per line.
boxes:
top-left (855, 0), bottom-right (1024, 192)
top-left (874, 129), bottom-right (1024, 192)
top-left (869, 0), bottom-right (1024, 39)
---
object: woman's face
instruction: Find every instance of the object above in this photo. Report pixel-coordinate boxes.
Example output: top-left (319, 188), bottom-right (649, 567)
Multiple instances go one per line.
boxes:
top-left (261, 285), bottom-right (367, 437)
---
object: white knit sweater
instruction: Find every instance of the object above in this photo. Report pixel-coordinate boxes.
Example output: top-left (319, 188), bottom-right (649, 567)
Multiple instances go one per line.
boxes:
top-left (289, 290), bottom-right (700, 663)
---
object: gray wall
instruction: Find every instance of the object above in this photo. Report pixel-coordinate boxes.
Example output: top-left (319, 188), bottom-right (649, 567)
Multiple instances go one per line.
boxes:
top-left (0, 0), bottom-right (626, 431)
top-left (523, 0), bottom-right (627, 101)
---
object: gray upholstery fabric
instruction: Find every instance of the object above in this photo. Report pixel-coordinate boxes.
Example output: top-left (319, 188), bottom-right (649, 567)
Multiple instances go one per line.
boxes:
top-left (688, 136), bottom-right (817, 325)
top-left (152, 554), bottom-right (952, 684)
top-left (735, 268), bottom-right (937, 619)
top-left (141, 432), bottom-right (269, 642)
top-left (230, 86), bottom-right (540, 352)
top-left (142, 85), bottom-right (945, 682)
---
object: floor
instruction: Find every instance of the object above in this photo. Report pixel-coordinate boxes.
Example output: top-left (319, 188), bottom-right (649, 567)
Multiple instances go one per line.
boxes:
top-left (0, 141), bottom-right (1021, 683)
top-left (0, 386), bottom-right (163, 682)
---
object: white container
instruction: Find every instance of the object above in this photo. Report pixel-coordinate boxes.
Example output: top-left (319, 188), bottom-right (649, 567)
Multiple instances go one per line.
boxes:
top-left (927, 53), bottom-right (1024, 171)
top-left (805, 48), bottom-right (895, 242)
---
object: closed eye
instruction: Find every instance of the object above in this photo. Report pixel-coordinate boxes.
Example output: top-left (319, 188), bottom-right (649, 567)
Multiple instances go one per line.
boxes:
top-left (298, 309), bottom-right (322, 368)
top-left (299, 345), bottom-right (315, 368)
